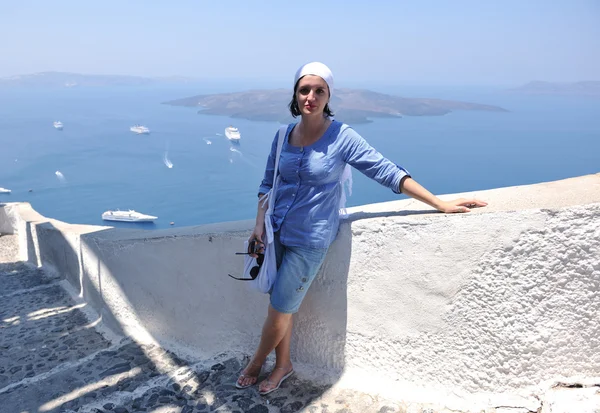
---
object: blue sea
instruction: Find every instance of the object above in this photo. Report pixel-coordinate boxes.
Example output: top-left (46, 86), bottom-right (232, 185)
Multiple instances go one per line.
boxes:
top-left (0, 83), bottom-right (598, 230)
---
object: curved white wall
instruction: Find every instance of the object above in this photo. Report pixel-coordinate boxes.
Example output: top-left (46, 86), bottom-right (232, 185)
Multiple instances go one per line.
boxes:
top-left (1, 173), bottom-right (599, 410)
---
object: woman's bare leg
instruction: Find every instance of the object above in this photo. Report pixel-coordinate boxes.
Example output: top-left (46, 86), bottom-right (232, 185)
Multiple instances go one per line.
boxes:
top-left (275, 316), bottom-right (293, 367)
top-left (258, 317), bottom-right (294, 392)
top-left (237, 305), bottom-right (292, 387)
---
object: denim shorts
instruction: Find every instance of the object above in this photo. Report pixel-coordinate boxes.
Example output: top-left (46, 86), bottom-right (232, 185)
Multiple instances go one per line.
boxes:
top-left (269, 232), bottom-right (329, 314)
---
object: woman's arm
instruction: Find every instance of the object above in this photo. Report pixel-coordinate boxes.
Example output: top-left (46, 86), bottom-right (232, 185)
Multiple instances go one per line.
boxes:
top-left (250, 129), bottom-right (281, 251)
top-left (340, 127), bottom-right (487, 213)
top-left (341, 128), bottom-right (409, 194)
top-left (400, 177), bottom-right (488, 213)
top-left (246, 194), bottom-right (269, 257)
top-left (257, 130), bottom-right (281, 197)
top-left (255, 193), bottom-right (268, 228)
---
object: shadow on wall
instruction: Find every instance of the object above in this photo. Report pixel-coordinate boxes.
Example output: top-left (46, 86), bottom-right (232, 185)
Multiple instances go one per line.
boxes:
top-left (25, 221), bottom-right (39, 267)
top-left (75, 219), bottom-right (355, 379)
top-left (344, 207), bottom-right (438, 223)
top-left (292, 223), bottom-right (353, 370)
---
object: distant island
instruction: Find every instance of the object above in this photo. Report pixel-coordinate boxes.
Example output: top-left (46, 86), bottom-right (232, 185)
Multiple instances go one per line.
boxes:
top-left (509, 81), bottom-right (600, 97)
top-left (163, 88), bottom-right (508, 124)
top-left (0, 71), bottom-right (194, 88)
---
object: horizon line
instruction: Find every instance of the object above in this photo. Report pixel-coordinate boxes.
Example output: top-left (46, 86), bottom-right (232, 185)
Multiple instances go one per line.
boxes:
top-left (1, 71), bottom-right (598, 88)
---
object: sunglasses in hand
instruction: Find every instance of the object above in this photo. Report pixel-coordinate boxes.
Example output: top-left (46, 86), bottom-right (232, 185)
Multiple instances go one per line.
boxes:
top-left (228, 238), bottom-right (265, 281)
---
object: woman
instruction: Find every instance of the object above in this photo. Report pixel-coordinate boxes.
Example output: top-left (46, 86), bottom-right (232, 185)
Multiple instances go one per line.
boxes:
top-left (236, 62), bottom-right (487, 395)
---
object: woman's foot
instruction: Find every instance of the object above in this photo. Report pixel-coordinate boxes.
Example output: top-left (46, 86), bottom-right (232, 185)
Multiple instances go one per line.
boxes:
top-left (235, 360), bottom-right (263, 389)
top-left (258, 364), bottom-right (294, 395)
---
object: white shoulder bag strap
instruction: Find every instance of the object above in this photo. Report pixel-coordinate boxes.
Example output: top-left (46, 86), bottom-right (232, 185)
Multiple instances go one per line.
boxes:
top-left (262, 125), bottom-right (287, 243)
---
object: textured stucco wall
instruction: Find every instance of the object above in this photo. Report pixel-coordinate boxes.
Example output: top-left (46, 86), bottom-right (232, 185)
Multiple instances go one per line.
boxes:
top-left (0, 203), bottom-right (19, 235)
top-left (337, 205), bottom-right (599, 393)
top-left (1, 173), bottom-right (599, 406)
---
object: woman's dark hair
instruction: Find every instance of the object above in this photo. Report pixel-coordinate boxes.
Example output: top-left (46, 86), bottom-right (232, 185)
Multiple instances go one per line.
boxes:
top-left (288, 79), bottom-right (334, 118)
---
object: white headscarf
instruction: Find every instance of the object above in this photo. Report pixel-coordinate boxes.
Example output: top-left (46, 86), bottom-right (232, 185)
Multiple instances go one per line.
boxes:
top-left (293, 62), bottom-right (334, 95)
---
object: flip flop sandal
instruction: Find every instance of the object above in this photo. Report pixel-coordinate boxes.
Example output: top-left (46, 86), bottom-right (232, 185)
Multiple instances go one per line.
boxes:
top-left (235, 361), bottom-right (262, 389)
top-left (259, 366), bottom-right (294, 395)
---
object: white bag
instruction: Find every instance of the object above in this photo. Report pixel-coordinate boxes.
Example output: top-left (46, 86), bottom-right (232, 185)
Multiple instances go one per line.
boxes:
top-left (237, 238), bottom-right (277, 293)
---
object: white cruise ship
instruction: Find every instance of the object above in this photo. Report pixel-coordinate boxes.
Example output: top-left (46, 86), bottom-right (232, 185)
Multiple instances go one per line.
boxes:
top-left (0, 187), bottom-right (11, 194)
top-left (102, 210), bottom-right (157, 222)
top-left (225, 126), bottom-right (241, 142)
top-left (53, 121), bottom-right (63, 130)
top-left (130, 125), bottom-right (150, 135)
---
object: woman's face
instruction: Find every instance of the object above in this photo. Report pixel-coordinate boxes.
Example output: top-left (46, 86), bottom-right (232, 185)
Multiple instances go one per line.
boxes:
top-left (295, 75), bottom-right (330, 117)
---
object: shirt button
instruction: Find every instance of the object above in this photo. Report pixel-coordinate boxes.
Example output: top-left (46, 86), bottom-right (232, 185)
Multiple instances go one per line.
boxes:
top-left (292, 194), bottom-right (295, 197)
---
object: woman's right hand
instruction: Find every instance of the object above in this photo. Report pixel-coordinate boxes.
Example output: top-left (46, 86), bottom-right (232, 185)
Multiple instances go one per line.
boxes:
top-left (248, 225), bottom-right (265, 258)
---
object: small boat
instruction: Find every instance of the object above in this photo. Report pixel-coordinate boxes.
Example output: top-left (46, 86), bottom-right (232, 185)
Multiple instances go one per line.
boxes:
top-left (130, 125), bottom-right (150, 135)
top-left (53, 121), bottom-right (63, 130)
top-left (102, 209), bottom-right (157, 222)
top-left (0, 187), bottom-right (11, 194)
top-left (225, 126), bottom-right (241, 142)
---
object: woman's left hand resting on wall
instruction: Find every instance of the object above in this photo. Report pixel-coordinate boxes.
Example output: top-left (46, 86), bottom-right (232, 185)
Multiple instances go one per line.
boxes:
top-left (400, 177), bottom-right (488, 214)
top-left (436, 198), bottom-right (488, 213)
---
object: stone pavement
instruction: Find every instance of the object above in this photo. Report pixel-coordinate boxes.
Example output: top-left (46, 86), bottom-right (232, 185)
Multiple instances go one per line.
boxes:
top-left (0, 234), bottom-right (420, 413)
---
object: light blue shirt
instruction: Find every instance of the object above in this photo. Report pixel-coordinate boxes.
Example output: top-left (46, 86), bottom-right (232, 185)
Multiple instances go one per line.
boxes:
top-left (259, 121), bottom-right (410, 248)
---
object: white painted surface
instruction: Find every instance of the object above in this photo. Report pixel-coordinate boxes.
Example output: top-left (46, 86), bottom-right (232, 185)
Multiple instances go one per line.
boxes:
top-left (1, 173), bottom-right (599, 411)
top-left (541, 385), bottom-right (600, 413)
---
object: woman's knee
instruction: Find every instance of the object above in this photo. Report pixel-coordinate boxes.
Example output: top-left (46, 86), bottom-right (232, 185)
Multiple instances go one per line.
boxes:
top-left (267, 304), bottom-right (293, 330)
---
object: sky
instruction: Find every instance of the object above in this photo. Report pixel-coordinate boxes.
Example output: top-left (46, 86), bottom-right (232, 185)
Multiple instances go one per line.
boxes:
top-left (0, 0), bottom-right (598, 85)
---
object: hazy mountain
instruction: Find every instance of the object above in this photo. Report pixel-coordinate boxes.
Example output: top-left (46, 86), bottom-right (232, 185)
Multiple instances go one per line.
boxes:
top-left (163, 88), bottom-right (508, 124)
top-left (0, 71), bottom-right (195, 87)
top-left (509, 81), bottom-right (600, 96)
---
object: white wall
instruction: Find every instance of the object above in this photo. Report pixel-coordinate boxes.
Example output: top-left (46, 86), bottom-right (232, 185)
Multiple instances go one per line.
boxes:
top-left (2, 173), bottom-right (599, 409)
